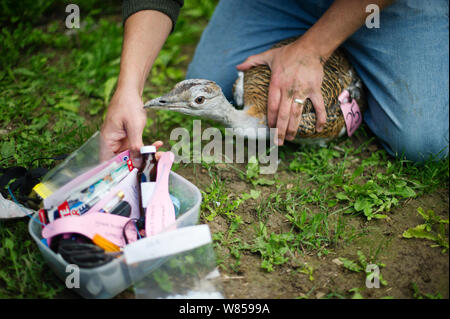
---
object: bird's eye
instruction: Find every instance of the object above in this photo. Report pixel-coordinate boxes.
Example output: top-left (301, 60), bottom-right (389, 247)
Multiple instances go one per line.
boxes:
top-left (195, 96), bottom-right (205, 104)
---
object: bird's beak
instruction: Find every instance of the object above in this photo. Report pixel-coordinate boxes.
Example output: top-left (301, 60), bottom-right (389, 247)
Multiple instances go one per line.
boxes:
top-left (143, 94), bottom-right (188, 112)
top-left (144, 96), bottom-right (169, 110)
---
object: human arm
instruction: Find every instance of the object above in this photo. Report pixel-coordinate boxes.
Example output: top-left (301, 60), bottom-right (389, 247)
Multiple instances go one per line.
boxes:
top-left (100, 9), bottom-right (172, 166)
top-left (236, 0), bottom-right (394, 145)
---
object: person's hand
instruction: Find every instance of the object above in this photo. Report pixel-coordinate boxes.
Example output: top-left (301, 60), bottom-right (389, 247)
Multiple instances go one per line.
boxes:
top-left (236, 40), bottom-right (327, 145)
top-left (100, 88), bottom-right (162, 167)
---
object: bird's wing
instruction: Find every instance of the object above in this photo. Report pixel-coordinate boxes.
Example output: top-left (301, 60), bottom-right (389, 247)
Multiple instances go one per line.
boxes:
top-left (242, 64), bottom-right (270, 120)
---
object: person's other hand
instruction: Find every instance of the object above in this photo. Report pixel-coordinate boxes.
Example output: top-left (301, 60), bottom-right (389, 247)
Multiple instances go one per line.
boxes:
top-left (236, 40), bottom-right (327, 145)
top-left (100, 88), bottom-right (161, 167)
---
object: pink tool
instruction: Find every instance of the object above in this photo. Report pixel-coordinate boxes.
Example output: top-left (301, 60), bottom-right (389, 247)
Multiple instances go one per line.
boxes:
top-left (145, 151), bottom-right (177, 237)
top-left (42, 212), bottom-right (137, 247)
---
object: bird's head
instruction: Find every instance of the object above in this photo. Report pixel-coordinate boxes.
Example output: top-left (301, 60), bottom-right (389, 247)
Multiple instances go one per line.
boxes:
top-left (144, 79), bottom-right (231, 122)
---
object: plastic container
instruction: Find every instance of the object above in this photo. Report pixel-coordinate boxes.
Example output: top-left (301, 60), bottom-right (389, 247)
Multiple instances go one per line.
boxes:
top-left (28, 171), bottom-right (202, 299)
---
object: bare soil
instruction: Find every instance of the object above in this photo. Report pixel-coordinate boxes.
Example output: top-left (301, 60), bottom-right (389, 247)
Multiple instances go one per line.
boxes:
top-left (177, 169), bottom-right (448, 299)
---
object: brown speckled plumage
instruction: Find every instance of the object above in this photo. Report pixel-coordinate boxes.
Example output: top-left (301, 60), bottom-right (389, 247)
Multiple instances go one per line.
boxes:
top-left (235, 38), bottom-right (366, 139)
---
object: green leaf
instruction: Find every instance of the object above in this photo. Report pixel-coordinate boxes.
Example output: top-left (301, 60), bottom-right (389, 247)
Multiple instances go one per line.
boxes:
top-left (328, 200), bottom-right (338, 207)
top-left (88, 99), bottom-right (104, 116)
top-left (152, 270), bottom-right (173, 293)
top-left (339, 257), bottom-right (363, 272)
top-left (246, 156), bottom-right (259, 180)
top-left (396, 186), bottom-right (416, 198)
top-left (380, 275), bottom-right (388, 286)
top-left (254, 178), bottom-right (275, 186)
top-left (4, 238), bottom-right (14, 250)
top-left (289, 158), bottom-right (302, 171)
top-left (261, 259), bottom-right (273, 272)
top-left (1, 141), bottom-right (15, 159)
top-left (354, 198), bottom-right (370, 212)
top-left (402, 224), bottom-right (437, 241)
top-left (103, 77), bottom-right (117, 105)
top-left (349, 288), bottom-right (364, 299)
top-left (351, 165), bottom-right (364, 181)
top-left (363, 206), bottom-right (373, 218)
top-left (56, 99), bottom-right (80, 113)
top-left (357, 251), bottom-right (367, 268)
top-left (14, 67), bottom-right (36, 77)
top-left (249, 189), bottom-right (261, 199)
top-left (416, 207), bottom-right (428, 220)
top-left (336, 192), bottom-right (349, 201)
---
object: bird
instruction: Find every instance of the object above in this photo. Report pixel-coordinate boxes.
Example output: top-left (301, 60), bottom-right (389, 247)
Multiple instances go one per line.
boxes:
top-left (144, 38), bottom-right (366, 146)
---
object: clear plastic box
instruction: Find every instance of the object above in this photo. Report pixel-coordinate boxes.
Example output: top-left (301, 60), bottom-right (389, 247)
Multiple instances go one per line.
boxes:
top-left (28, 171), bottom-right (202, 299)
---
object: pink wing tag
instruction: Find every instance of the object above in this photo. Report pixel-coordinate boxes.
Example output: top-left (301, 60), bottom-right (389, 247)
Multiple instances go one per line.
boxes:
top-left (42, 212), bottom-right (137, 247)
top-left (338, 90), bottom-right (362, 137)
top-left (145, 152), bottom-right (176, 237)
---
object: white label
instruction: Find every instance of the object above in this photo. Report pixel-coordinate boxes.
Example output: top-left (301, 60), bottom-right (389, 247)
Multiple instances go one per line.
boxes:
top-left (141, 182), bottom-right (156, 208)
top-left (124, 224), bottom-right (212, 265)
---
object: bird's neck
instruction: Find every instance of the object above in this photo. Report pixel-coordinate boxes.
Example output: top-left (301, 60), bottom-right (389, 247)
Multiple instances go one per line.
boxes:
top-left (218, 100), bottom-right (268, 140)
top-left (220, 101), bottom-right (253, 127)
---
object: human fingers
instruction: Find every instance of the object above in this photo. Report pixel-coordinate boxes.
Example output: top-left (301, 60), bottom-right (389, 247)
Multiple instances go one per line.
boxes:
top-left (236, 50), bottom-right (271, 71)
top-left (274, 90), bottom-right (292, 146)
top-left (100, 117), bottom-right (127, 162)
top-left (267, 79), bottom-right (281, 128)
top-left (285, 97), bottom-right (305, 141)
top-left (152, 141), bottom-right (164, 161)
top-left (309, 90), bottom-right (326, 132)
top-left (124, 114), bottom-right (146, 168)
top-left (152, 140), bottom-right (164, 150)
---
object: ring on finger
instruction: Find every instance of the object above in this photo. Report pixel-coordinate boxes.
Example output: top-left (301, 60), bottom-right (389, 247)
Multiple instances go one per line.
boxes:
top-left (294, 98), bottom-right (306, 105)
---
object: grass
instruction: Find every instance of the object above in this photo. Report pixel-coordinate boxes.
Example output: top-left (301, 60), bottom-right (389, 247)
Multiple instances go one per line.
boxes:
top-left (0, 0), bottom-right (215, 298)
top-left (0, 0), bottom-right (449, 299)
top-left (199, 133), bottom-right (448, 283)
top-left (402, 207), bottom-right (449, 253)
top-left (338, 250), bottom-right (388, 286)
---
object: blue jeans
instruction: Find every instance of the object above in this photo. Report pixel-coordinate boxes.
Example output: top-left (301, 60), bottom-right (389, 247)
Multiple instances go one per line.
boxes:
top-left (186, 0), bottom-right (449, 162)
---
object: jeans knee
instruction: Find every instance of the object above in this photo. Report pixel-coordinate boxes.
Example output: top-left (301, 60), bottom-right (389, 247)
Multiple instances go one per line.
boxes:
top-left (388, 129), bottom-right (449, 163)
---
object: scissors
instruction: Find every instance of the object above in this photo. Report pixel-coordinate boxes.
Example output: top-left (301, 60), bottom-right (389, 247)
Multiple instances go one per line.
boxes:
top-left (58, 239), bottom-right (122, 268)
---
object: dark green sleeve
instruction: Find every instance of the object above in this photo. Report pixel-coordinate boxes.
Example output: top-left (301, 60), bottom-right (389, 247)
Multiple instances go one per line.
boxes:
top-left (122, 0), bottom-right (184, 31)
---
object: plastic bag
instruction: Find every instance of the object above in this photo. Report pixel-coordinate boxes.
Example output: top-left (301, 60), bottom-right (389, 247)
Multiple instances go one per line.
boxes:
top-left (33, 131), bottom-right (103, 199)
top-left (33, 131), bottom-right (181, 217)
top-left (124, 224), bottom-right (224, 299)
top-left (0, 192), bottom-right (33, 219)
